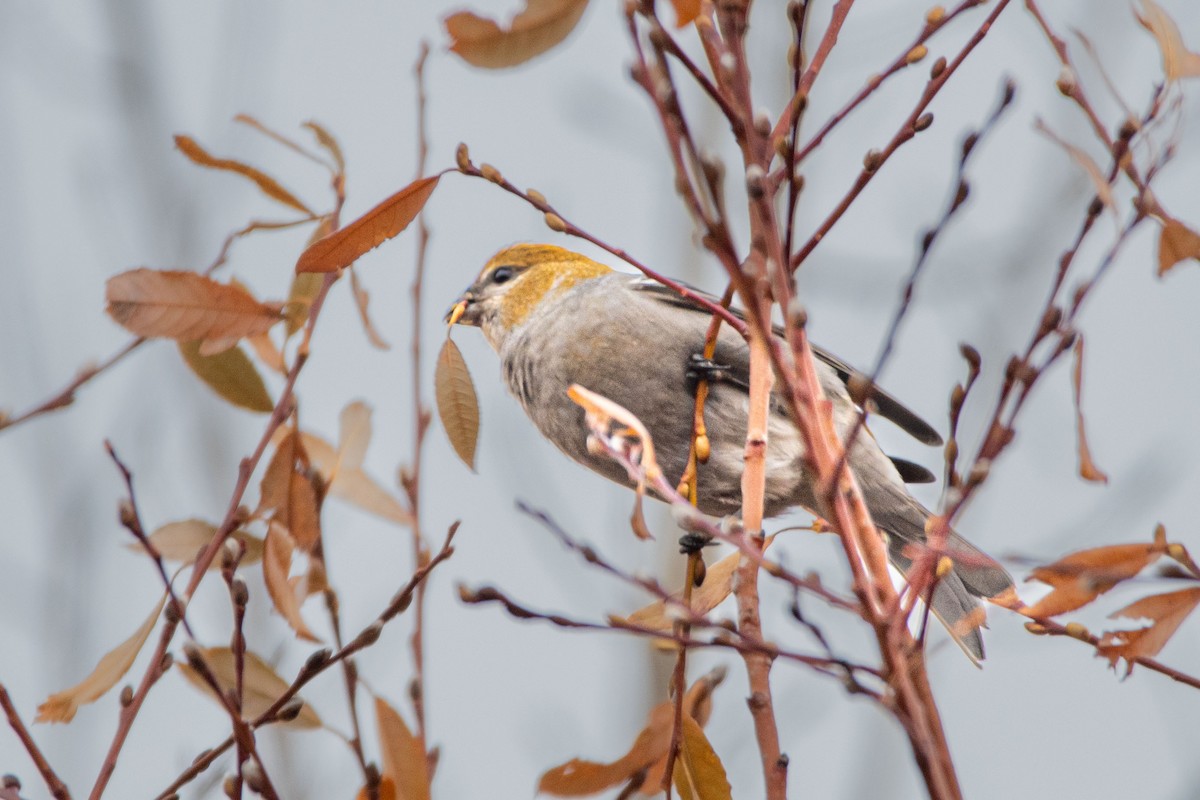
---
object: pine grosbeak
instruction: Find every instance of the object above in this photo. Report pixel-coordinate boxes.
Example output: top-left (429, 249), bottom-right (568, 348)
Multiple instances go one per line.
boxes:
top-left (449, 243), bottom-right (1014, 660)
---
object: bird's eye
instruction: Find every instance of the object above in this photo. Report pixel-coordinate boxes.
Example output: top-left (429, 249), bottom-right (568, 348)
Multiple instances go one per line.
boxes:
top-left (491, 266), bottom-right (515, 285)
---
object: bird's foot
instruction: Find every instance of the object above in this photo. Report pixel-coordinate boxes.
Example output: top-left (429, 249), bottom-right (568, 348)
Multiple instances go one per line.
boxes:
top-left (678, 531), bottom-right (714, 555)
top-left (686, 354), bottom-right (731, 394)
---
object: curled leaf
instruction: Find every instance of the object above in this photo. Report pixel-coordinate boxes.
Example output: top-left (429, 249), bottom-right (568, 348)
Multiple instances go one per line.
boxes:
top-left (259, 429), bottom-right (321, 551)
top-left (1025, 527), bottom-right (1169, 617)
top-left (263, 522), bottom-right (319, 642)
top-left (669, 0), bottom-right (701, 27)
top-left (178, 340), bottom-right (274, 413)
top-left (303, 120), bottom-right (346, 175)
top-left (1136, 0), bottom-right (1200, 82)
top-left (1069, 336), bottom-right (1107, 484)
top-left (126, 519), bottom-right (264, 568)
top-left (177, 646), bottom-right (321, 729)
top-left (1035, 121), bottom-right (1115, 214)
top-left (621, 541), bottom-right (776, 632)
top-left (445, 0), bottom-right (589, 69)
top-left (36, 594), bottom-right (167, 723)
top-left (1097, 587), bottom-right (1200, 674)
top-left (375, 696), bottom-right (431, 800)
top-left (107, 269), bottom-right (282, 342)
top-left (295, 176), bottom-right (440, 273)
top-left (1157, 215), bottom-right (1200, 276)
top-left (435, 338), bottom-right (480, 470)
top-left (349, 267), bottom-right (391, 349)
top-left (174, 134), bottom-right (313, 214)
top-left (537, 667), bottom-right (724, 797)
top-left (672, 715), bottom-right (732, 800)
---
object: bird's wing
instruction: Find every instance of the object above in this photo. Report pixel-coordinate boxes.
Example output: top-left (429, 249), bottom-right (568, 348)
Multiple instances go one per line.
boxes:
top-left (631, 276), bottom-right (944, 447)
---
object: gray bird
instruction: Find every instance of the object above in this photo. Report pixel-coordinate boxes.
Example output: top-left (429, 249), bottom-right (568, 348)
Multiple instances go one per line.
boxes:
top-left (449, 243), bottom-right (1015, 661)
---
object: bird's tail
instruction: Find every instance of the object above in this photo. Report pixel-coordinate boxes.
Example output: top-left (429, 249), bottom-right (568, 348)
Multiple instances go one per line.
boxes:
top-left (874, 495), bottom-right (1016, 663)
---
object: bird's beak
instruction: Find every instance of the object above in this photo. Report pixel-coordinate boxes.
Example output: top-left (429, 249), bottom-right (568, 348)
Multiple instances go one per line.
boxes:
top-left (444, 292), bottom-right (478, 326)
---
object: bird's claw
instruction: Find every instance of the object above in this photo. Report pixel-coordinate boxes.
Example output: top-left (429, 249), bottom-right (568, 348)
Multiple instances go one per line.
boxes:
top-left (686, 354), bottom-right (731, 393)
top-left (678, 531), bottom-right (714, 555)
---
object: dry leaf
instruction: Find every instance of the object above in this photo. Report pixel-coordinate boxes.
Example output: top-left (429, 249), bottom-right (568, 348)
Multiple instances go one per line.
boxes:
top-left (178, 340), bottom-right (274, 413)
top-left (332, 469), bottom-right (414, 526)
top-left (672, 716), bottom-right (732, 800)
top-left (339, 401), bottom-right (372, 470)
top-left (300, 406), bottom-right (414, 526)
top-left (445, 0), bottom-right (589, 69)
top-left (435, 338), bottom-right (480, 470)
top-left (174, 134), bottom-right (313, 215)
top-left (197, 336), bottom-right (240, 356)
top-left (263, 522), bottom-right (319, 642)
top-left (1025, 527), bottom-right (1168, 617)
top-left (304, 120), bottom-right (346, 175)
top-left (349, 267), bottom-right (391, 349)
top-left (126, 519), bottom-right (264, 568)
top-left (1157, 215), bottom-right (1200, 276)
top-left (1097, 586), bottom-right (1200, 674)
top-left (375, 696), bottom-right (431, 800)
top-left (295, 176), bottom-right (440, 273)
top-left (177, 646), bottom-right (321, 729)
top-left (259, 429), bottom-right (321, 551)
top-left (284, 271), bottom-right (325, 335)
top-left (1035, 121), bottom-right (1115, 213)
top-left (357, 778), bottom-right (398, 800)
top-left (36, 594), bottom-right (166, 723)
top-left (669, 0), bottom-right (701, 27)
top-left (538, 668), bottom-right (724, 797)
top-left (246, 332), bottom-right (287, 375)
top-left (107, 269), bottom-right (281, 342)
top-left (622, 540), bottom-right (776, 632)
top-left (1136, 0), bottom-right (1200, 82)
top-left (1069, 336), bottom-right (1107, 484)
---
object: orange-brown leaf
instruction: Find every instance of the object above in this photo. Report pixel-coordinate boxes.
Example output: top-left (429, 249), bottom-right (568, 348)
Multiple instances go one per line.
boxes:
top-left (1136, 0), bottom-right (1200, 83)
top-left (174, 134), bottom-right (313, 214)
top-left (671, 715), bottom-right (732, 800)
top-left (295, 176), bottom-right (439, 273)
top-left (445, 0), bottom-right (589, 69)
top-left (259, 429), bottom-right (321, 551)
top-left (284, 271), bottom-right (324, 335)
top-left (107, 269), bottom-right (282, 342)
top-left (538, 668), bottom-right (724, 797)
top-left (1025, 531), bottom-right (1168, 617)
top-left (246, 332), bottom-right (287, 375)
top-left (1097, 586), bottom-right (1200, 674)
top-left (349, 267), bottom-right (391, 349)
top-left (357, 778), bottom-right (398, 800)
top-left (177, 646), bottom-right (321, 729)
top-left (669, 0), bottom-right (701, 27)
top-left (339, 401), bottom-right (372, 469)
top-left (1035, 121), bottom-right (1115, 214)
top-left (304, 120), bottom-right (345, 175)
top-left (435, 338), bottom-right (480, 470)
top-left (1069, 336), bottom-right (1107, 484)
top-left (178, 340), bottom-right (274, 413)
top-left (623, 542), bottom-right (774, 632)
top-left (263, 522), bottom-right (319, 642)
top-left (36, 595), bottom-right (166, 723)
top-left (299, 410), bottom-right (414, 527)
top-left (126, 519), bottom-right (264, 568)
top-left (375, 696), bottom-right (431, 800)
top-left (1157, 215), bottom-right (1200, 276)
top-left (539, 705), bottom-right (672, 797)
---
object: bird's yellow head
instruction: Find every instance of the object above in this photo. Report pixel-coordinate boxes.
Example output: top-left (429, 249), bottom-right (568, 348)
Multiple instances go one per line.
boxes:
top-left (447, 244), bottom-right (612, 347)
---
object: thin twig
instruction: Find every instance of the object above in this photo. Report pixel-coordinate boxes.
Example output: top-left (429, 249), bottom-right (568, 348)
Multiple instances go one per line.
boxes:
top-left (0, 683), bottom-right (71, 800)
top-left (153, 525), bottom-right (457, 799)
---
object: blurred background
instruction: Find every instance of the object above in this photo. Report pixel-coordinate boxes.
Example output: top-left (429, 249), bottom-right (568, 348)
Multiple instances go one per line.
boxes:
top-left (2, 1), bottom-right (1199, 797)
